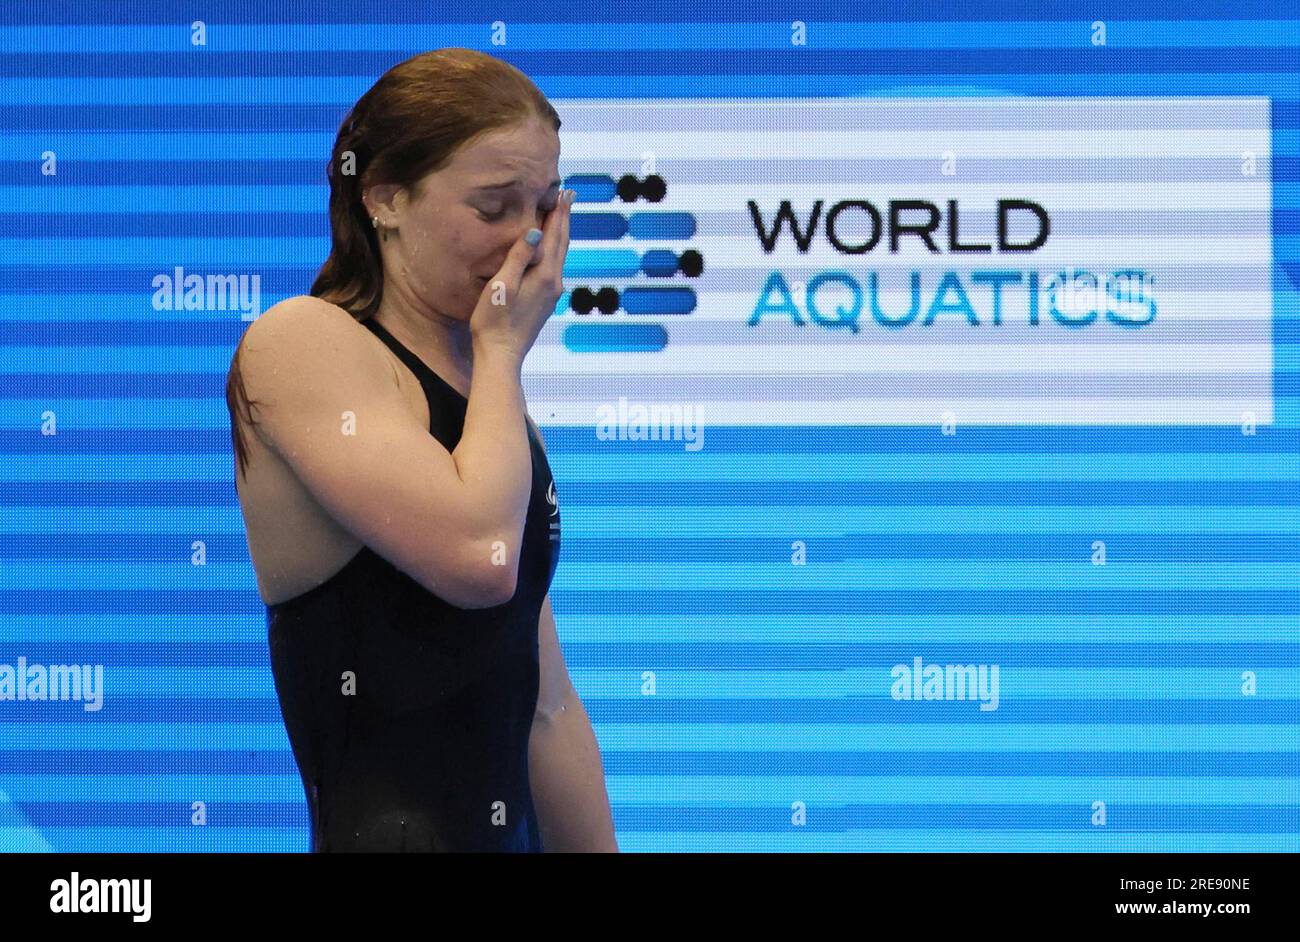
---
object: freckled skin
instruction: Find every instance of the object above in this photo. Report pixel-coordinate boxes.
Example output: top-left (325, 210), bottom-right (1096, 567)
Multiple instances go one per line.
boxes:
top-left (363, 116), bottom-right (563, 325)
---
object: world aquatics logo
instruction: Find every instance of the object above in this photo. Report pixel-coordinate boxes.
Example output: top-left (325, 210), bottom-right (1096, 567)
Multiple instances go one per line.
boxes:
top-left (747, 197), bottom-right (1157, 332)
top-left (556, 173), bottom-right (703, 354)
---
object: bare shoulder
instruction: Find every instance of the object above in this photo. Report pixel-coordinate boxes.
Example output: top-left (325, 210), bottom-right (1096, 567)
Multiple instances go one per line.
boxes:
top-left (236, 296), bottom-right (398, 452)
top-left (240, 295), bottom-right (369, 357)
top-left (239, 297), bottom-right (392, 394)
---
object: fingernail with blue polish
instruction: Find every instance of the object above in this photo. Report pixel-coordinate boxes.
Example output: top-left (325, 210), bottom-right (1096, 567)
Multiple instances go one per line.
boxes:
top-left (525, 228), bottom-right (542, 246)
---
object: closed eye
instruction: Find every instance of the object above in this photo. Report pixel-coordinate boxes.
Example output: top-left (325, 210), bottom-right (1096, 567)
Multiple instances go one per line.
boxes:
top-left (476, 197), bottom-right (559, 224)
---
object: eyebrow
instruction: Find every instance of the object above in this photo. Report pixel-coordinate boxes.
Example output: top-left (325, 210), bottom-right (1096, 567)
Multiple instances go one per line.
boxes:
top-left (474, 178), bottom-right (563, 192)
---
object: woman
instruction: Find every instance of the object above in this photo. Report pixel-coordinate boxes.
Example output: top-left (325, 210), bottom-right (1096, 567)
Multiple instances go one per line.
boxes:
top-left (226, 49), bottom-right (617, 852)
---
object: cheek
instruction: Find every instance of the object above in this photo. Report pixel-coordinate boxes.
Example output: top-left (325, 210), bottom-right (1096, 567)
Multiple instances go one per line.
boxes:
top-left (402, 219), bottom-right (462, 291)
top-left (436, 217), bottom-right (474, 260)
top-left (399, 209), bottom-right (495, 306)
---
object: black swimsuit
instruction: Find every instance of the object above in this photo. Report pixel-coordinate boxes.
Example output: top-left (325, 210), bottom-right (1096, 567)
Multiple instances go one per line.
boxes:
top-left (265, 315), bottom-right (561, 852)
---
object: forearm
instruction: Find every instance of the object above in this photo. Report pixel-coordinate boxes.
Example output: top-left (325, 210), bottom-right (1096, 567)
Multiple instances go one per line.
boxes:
top-left (452, 345), bottom-right (531, 553)
top-left (452, 345), bottom-right (527, 530)
top-left (528, 688), bottom-right (619, 852)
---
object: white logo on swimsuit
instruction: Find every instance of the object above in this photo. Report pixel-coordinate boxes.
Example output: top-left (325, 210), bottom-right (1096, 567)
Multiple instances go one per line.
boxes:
top-left (546, 479), bottom-right (560, 543)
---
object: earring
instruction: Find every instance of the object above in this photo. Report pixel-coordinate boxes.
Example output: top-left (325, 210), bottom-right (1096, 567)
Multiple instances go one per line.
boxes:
top-left (372, 215), bottom-right (388, 242)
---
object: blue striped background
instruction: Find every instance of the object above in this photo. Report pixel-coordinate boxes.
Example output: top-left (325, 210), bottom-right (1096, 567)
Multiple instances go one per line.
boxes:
top-left (0, 2), bottom-right (1297, 852)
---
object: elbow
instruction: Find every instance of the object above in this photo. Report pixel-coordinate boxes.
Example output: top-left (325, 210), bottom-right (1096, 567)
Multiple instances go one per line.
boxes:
top-left (441, 550), bottom-right (521, 610)
top-left (483, 560), bottom-right (521, 607)
top-left (469, 528), bottom-right (524, 608)
top-left (459, 571), bottom-right (518, 609)
top-left (421, 572), bottom-right (516, 610)
top-left (417, 526), bottom-right (523, 609)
